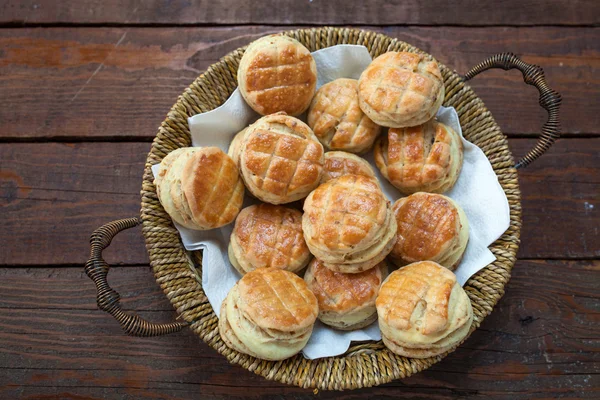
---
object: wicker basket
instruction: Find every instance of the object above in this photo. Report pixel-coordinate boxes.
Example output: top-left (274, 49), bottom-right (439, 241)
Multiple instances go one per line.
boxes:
top-left (86, 27), bottom-right (561, 390)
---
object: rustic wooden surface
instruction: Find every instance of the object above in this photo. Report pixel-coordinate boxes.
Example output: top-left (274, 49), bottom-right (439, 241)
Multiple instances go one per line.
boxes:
top-left (0, 1), bottom-right (598, 399)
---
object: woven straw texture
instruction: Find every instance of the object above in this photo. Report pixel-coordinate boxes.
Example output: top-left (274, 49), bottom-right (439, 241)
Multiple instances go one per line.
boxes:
top-left (139, 27), bottom-right (520, 390)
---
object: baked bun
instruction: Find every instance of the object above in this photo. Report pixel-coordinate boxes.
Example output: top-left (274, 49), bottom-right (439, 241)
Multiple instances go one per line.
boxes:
top-left (304, 259), bottom-right (387, 330)
top-left (374, 119), bottom-right (463, 194)
top-left (219, 268), bottom-right (318, 360)
top-left (321, 151), bottom-right (376, 184)
top-left (307, 78), bottom-right (381, 154)
top-left (390, 193), bottom-right (469, 270)
top-left (239, 113), bottom-right (324, 204)
top-left (302, 174), bottom-right (397, 273)
top-left (228, 203), bottom-right (311, 275)
top-left (228, 128), bottom-right (247, 167)
top-left (238, 35), bottom-right (317, 116)
top-left (358, 52), bottom-right (444, 128)
top-left (376, 261), bottom-right (473, 358)
top-left (154, 147), bottom-right (244, 230)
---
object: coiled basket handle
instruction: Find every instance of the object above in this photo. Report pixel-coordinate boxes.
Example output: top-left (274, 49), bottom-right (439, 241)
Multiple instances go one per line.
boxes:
top-left (85, 217), bottom-right (187, 337)
top-left (463, 52), bottom-right (561, 169)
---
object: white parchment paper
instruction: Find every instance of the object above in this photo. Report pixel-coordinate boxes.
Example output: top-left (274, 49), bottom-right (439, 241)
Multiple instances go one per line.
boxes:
top-left (151, 45), bottom-right (510, 359)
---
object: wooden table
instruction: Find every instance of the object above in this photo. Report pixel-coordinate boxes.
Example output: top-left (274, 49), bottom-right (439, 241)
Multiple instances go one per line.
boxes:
top-left (1, 1), bottom-right (598, 398)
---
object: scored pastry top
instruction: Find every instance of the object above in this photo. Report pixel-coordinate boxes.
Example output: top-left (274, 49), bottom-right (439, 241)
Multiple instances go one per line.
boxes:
top-left (304, 258), bottom-right (386, 313)
top-left (321, 151), bottom-right (376, 184)
top-left (374, 118), bottom-right (462, 194)
top-left (308, 78), bottom-right (381, 154)
top-left (237, 268), bottom-right (318, 332)
top-left (392, 193), bottom-right (461, 262)
top-left (376, 261), bottom-right (463, 336)
top-left (240, 113), bottom-right (324, 203)
top-left (358, 51), bottom-right (444, 128)
top-left (238, 34), bottom-right (317, 116)
top-left (303, 174), bottom-right (388, 252)
top-left (232, 204), bottom-right (309, 272)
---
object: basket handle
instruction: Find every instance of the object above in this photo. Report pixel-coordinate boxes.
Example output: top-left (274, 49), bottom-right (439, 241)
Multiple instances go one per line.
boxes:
top-left (463, 52), bottom-right (561, 169)
top-left (85, 217), bottom-right (187, 337)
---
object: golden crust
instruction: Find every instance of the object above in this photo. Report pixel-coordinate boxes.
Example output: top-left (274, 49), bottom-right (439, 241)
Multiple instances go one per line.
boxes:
top-left (308, 78), bottom-right (381, 154)
top-left (182, 147), bottom-right (245, 229)
top-left (374, 119), bottom-right (463, 194)
top-left (155, 147), bottom-right (244, 230)
top-left (238, 35), bottom-right (317, 116)
top-left (304, 259), bottom-right (386, 314)
top-left (321, 151), bottom-right (376, 184)
top-left (239, 113), bottom-right (324, 204)
top-left (237, 268), bottom-right (318, 332)
top-left (357, 52), bottom-right (444, 128)
top-left (390, 193), bottom-right (468, 270)
top-left (229, 204), bottom-right (311, 274)
top-left (376, 261), bottom-right (460, 335)
top-left (302, 174), bottom-right (388, 254)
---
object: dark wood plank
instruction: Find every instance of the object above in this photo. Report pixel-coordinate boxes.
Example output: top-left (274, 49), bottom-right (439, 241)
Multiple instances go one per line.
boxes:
top-left (511, 138), bottom-right (600, 259)
top-left (0, 267), bottom-right (169, 311)
top-left (1, 138), bottom-right (598, 266)
top-left (0, 142), bottom-right (149, 266)
top-left (1, 0), bottom-right (598, 26)
top-left (0, 260), bottom-right (597, 398)
top-left (0, 26), bottom-right (597, 139)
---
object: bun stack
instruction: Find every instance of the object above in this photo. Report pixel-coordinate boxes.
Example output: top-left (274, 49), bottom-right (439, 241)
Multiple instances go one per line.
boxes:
top-left (219, 268), bottom-right (318, 360)
top-left (376, 261), bottom-right (473, 358)
top-left (302, 174), bottom-right (397, 273)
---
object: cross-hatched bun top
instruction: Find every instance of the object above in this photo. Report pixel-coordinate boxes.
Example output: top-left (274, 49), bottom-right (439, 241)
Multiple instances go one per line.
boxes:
top-left (374, 118), bottom-right (463, 194)
top-left (237, 268), bottom-right (318, 331)
top-left (358, 52), bottom-right (444, 128)
top-left (303, 174), bottom-right (388, 253)
top-left (308, 78), bottom-right (381, 154)
top-left (238, 35), bottom-right (317, 116)
top-left (321, 151), bottom-right (376, 184)
top-left (240, 112), bottom-right (324, 204)
top-left (304, 258), bottom-right (386, 313)
top-left (391, 193), bottom-right (464, 264)
top-left (232, 204), bottom-right (310, 272)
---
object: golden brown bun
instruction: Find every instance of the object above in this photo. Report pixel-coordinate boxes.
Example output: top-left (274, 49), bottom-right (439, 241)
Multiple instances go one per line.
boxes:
top-left (239, 113), bottom-right (324, 204)
top-left (302, 174), bottom-right (397, 273)
top-left (228, 128), bottom-right (247, 168)
top-left (238, 268), bottom-right (318, 332)
top-left (155, 147), bottom-right (244, 230)
top-left (358, 52), bottom-right (444, 128)
top-left (307, 78), bottom-right (381, 154)
top-left (304, 259), bottom-right (387, 330)
top-left (321, 151), bottom-right (376, 184)
top-left (219, 285), bottom-right (315, 361)
top-left (390, 193), bottom-right (469, 271)
top-left (238, 35), bottom-right (317, 116)
top-left (374, 119), bottom-right (463, 194)
top-left (228, 204), bottom-right (311, 275)
top-left (376, 261), bottom-right (473, 358)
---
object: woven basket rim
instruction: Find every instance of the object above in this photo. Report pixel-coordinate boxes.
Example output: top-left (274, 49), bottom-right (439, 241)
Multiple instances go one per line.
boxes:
top-left (139, 27), bottom-right (521, 390)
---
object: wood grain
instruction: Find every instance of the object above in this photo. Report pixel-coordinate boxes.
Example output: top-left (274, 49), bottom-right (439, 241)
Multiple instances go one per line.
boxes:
top-left (1, 139), bottom-right (598, 266)
top-left (1, 0), bottom-right (598, 26)
top-left (0, 26), bottom-right (597, 140)
top-left (0, 260), bottom-right (597, 398)
top-left (0, 142), bottom-right (149, 266)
